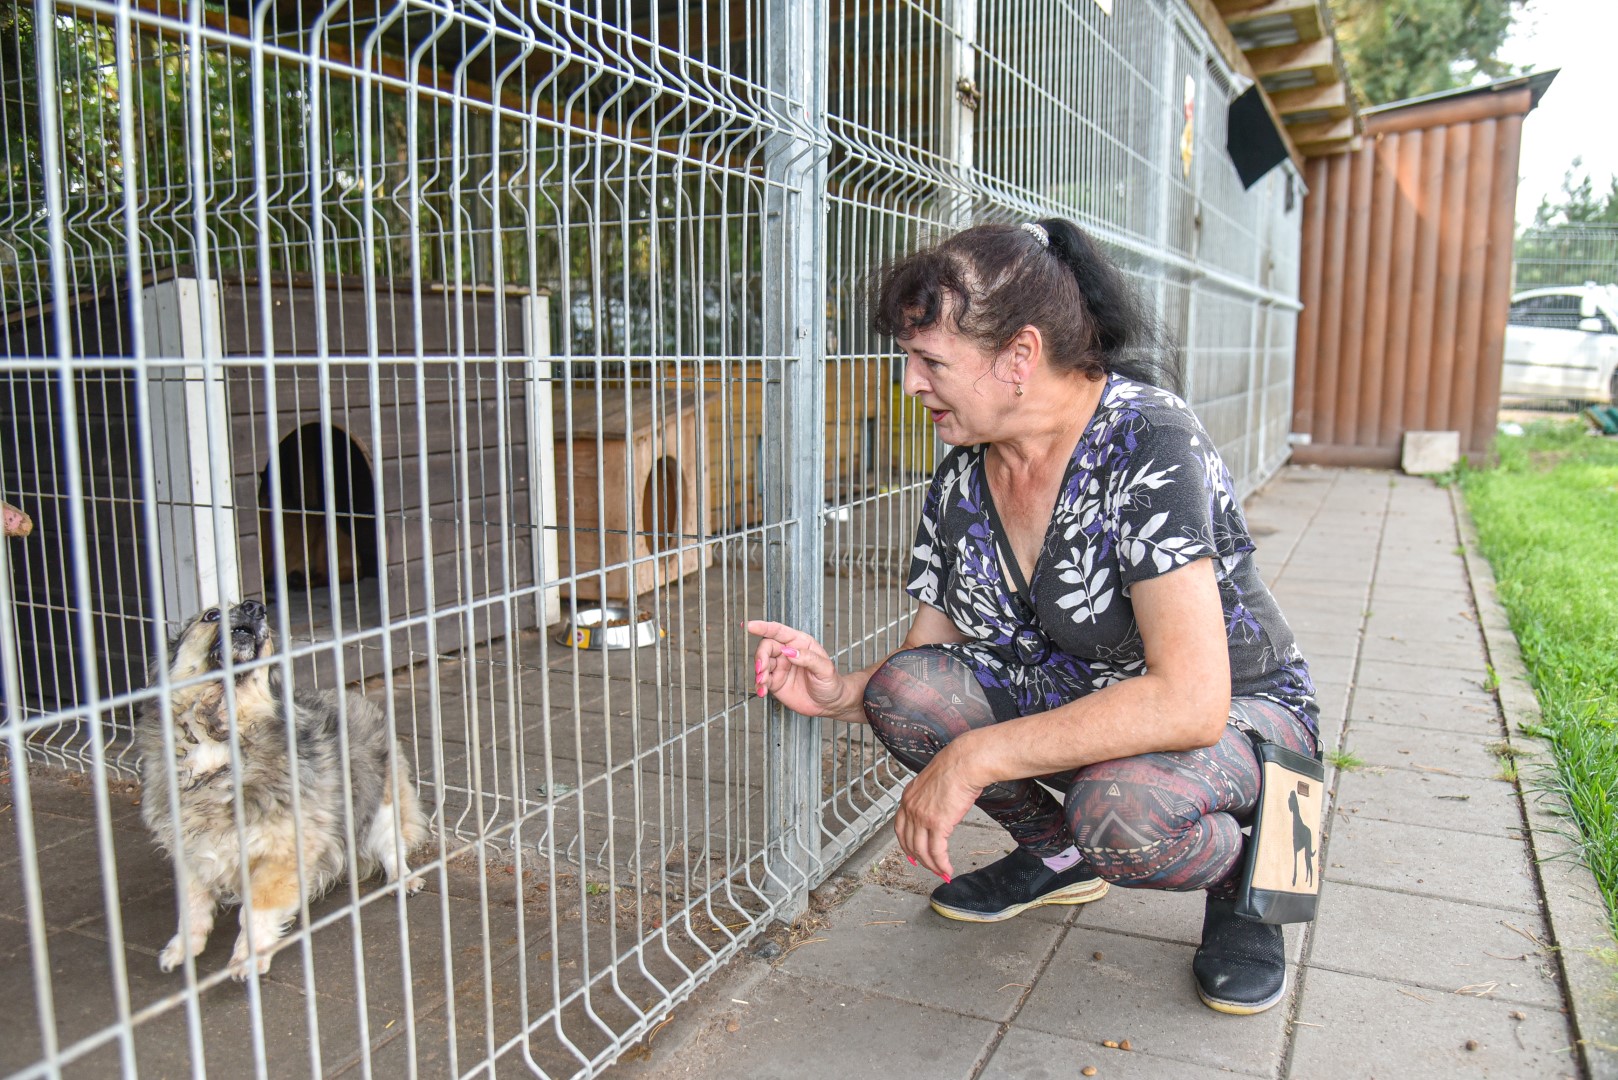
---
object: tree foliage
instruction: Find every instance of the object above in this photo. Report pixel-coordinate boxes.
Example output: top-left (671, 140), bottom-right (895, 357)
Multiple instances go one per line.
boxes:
top-left (1328, 0), bottom-right (1525, 106)
top-left (1532, 162), bottom-right (1618, 228)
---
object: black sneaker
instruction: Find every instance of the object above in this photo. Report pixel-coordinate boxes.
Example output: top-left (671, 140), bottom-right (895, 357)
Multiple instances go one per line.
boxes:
top-left (929, 847), bottom-right (1108, 923)
top-left (1192, 894), bottom-right (1287, 1014)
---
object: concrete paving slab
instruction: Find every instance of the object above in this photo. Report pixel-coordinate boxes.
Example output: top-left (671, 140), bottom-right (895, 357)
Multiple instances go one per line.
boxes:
top-left (1341, 719), bottom-right (1506, 780)
top-left (1355, 658), bottom-right (1492, 699)
top-left (1291, 619), bottom-right (1364, 659)
top-left (852, 826), bottom-right (1077, 928)
top-left (1284, 609), bottom-right (1375, 641)
top-left (1308, 881), bottom-right (1562, 1010)
top-left (1292, 526), bottom-right (1384, 547)
top-left (778, 882), bottom-right (1069, 1021)
top-left (1071, 884), bottom-right (1203, 947)
top-left (1289, 967), bottom-right (1577, 1079)
top-left (1350, 686), bottom-right (1502, 738)
top-left (329, 1015), bottom-right (455, 1079)
top-left (3, 766), bottom-right (144, 828)
top-left (0, 816), bottom-right (170, 941)
top-left (1325, 815), bottom-right (1540, 914)
top-left (1312, 680), bottom-right (1351, 724)
top-left (262, 886), bottom-right (526, 1022)
top-left (1369, 561), bottom-right (1471, 591)
top-left (0, 926), bottom-right (348, 1080)
top-left (979, 1026), bottom-right (1258, 1080)
top-left (1298, 651), bottom-right (1356, 688)
top-left (637, 971), bottom-right (1000, 1080)
top-left (1359, 631), bottom-right (1486, 668)
top-left (1296, 508), bottom-right (1385, 529)
top-left (1275, 609), bottom-right (1367, 645)
top-left (1266, 563), bottom-right (1377, 588)
top-left (1362, 606), bottom-right (1483, 647)
top-left (1332, 764), bottom-right (1523, 838)
top-left (1014, 928), bottom-right (1290, 1077)
top-left (1068, 884), bottom-right (1314, 969)
top-left (0, 912), bottom-right (27, 961)
top-left (344, 1003), bottom-right (630, 1080)
top-left (1267, 580), bottom-right (1370, 608)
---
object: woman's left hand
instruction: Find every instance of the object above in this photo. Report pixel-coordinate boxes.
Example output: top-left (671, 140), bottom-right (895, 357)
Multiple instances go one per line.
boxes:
top-left (893, 738), bottom-right (985, 882)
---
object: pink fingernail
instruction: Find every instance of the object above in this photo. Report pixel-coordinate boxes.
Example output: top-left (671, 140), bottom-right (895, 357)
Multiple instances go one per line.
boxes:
top-left (906, 855), bottom-right (916, 867)
top-left (942, 874), bottom-right (952, 884)
top-left (783, 647), bottom-right (799, 658)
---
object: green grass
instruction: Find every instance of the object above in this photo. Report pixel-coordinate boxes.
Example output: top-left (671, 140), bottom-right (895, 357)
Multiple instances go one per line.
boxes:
top-left (1460, 418), bottom-right (1618, 937)
top-left (1325, 748), bottom-right (1365, 771)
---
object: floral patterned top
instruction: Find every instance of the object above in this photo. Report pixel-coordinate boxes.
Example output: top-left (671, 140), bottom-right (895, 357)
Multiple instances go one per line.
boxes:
top-left (905, 374), bottom-right (1318, 734)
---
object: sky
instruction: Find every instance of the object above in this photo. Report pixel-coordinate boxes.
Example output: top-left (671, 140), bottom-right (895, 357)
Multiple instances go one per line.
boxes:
top-left (1498, 0), bottom-right (1618, 225)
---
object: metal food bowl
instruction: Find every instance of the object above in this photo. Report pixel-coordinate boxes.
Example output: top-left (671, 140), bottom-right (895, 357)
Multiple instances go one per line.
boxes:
top-left (556, 604), bottom-right (662, 650)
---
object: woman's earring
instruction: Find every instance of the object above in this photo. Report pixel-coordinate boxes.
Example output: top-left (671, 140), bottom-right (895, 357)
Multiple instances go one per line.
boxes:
top-left (1015, 382), bottom-right (1024, 396)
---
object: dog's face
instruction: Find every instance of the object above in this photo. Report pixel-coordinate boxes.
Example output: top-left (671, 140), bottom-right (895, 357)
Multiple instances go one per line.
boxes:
top-left (167, 600), bottom-right (275, 682)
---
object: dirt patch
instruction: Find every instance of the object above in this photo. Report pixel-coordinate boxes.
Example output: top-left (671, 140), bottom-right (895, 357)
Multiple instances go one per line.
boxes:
top-left (866, 847), bottom-right (933, 896)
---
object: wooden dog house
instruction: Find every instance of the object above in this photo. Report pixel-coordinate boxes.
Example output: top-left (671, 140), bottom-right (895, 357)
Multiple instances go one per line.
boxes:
top-left (552, 386), bottom-right (710, 601)
top-left (0, 270), bottom-right (551, 714)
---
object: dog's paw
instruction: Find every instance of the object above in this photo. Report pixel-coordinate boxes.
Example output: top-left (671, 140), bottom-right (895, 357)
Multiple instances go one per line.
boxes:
top-left (158, 936), bottom-right (188, 973)
top-left (228, 929), bottom-right (279, 980)
top-left (404, 872), bottom-right (426, 896)
top-left (227, 945), bottom-right (274, 981)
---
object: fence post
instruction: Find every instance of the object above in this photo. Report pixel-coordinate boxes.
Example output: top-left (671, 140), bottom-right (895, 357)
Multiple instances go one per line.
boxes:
top-left (762, 0), bottom-right (830, 921)
top-left (142, 277), bottom-right (240, 627)
top-left (523, 295), bottom-right (561, 629)
top-left (945, 0), bottom-right (977, 230)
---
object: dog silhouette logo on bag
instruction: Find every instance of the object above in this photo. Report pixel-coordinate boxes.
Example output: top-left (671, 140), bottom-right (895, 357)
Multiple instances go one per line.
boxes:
top-left (1288, 789), bottom-right (1316, 888)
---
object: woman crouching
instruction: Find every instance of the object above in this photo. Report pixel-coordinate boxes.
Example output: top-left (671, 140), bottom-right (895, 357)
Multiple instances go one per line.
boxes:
top-left (748, 218), bottom-right (1318, 1015)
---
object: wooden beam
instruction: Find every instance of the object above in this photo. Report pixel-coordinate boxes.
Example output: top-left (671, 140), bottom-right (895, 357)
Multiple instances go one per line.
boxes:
top-left (1269, 82), bottom-right (1349, 114)
top-left (1294, 136), bottom-right (1360, 157)
top-left (1181, 0), bottom-right (1305, 173)
top-left (1287, 117), bottom-right (1356, 145)
top-left (1363, 86), bottom-right (1536, 136)
top-left (1222, 0), bottom-right (1326, 44)
top-left (1293, 139), bottom-right (1357, 153)
top-left (1246, 36), bottom-right (1336, 81)
top-left (1214, 0), bottom-right (1285, 15)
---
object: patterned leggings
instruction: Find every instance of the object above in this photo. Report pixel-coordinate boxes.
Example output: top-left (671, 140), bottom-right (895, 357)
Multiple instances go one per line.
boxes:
top-left (863, 645), bottom-right (1318, 897)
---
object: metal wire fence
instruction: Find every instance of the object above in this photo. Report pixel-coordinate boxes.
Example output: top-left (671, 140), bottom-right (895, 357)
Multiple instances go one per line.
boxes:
top-left (1514, 224), bottom-right (1618, 290)
top-left (0, 1), bottom-right (1301, 1076)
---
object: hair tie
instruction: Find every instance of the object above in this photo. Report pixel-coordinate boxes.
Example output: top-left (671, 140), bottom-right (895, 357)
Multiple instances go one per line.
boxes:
top-left (1020, 222), bottom-right (1050, 249)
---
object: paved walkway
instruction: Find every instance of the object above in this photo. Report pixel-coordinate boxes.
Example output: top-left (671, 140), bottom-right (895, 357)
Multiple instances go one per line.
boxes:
top-left (610, 466), bottom-right (1602, 1080)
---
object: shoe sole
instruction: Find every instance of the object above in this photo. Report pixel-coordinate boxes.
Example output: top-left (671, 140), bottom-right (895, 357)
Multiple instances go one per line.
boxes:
top-left (929, 878), bottom-right (1110, 923)
top-left (1196, 973), bottom-right (1288, 1016)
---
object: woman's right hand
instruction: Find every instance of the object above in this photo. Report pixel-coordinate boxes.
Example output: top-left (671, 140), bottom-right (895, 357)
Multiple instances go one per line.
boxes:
top-left (745, 620), bottom-right (860, 721)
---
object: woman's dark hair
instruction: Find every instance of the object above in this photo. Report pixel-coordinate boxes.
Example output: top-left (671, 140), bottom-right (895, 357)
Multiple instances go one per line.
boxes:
top-left (869, 218), bottom-right (1181, 392)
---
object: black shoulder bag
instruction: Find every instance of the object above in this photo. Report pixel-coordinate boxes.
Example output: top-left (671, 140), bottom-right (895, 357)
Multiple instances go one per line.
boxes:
top-left (1233, 728), bottom-right (1325, 924)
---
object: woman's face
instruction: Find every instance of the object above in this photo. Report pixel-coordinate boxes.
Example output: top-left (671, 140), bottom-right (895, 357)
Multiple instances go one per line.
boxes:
top-left (898, 320), bottom-right (1012, 446)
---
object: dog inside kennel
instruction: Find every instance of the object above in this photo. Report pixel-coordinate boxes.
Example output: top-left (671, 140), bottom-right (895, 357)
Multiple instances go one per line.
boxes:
top-left (0, 0), bottom-right (949, 1075)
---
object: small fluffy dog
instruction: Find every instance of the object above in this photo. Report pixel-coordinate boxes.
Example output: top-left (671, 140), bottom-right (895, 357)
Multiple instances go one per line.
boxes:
top-left (137, 599), bottom-right (429, 978)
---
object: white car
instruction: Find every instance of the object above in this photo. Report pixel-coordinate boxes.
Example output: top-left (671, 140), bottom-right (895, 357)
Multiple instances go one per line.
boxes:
top-left (1501, 284), bottom-right (1618, 404)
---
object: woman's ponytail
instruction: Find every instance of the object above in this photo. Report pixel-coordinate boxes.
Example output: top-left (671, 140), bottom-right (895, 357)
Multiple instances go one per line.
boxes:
top-left (870, 216), bottom-right (1183, 394)
top-left (1039, 217), bottom-right (1183, 394)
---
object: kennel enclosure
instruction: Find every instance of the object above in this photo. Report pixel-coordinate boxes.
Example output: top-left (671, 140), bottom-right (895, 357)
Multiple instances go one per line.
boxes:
top-left (1, 0), bottom-right (1312, 1076)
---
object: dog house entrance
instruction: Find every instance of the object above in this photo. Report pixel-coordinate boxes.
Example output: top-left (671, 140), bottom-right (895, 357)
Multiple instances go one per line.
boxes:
top-left (258, 423), bottom-right (382, 636)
